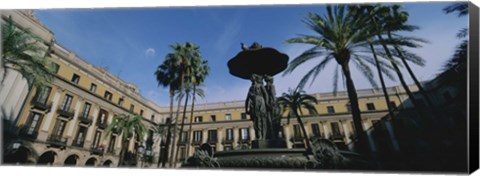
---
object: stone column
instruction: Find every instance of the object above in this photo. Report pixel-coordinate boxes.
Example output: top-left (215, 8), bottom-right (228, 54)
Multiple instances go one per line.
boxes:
top-left (283, 125), bottom-right (292, 149)
top-left (66, 100), bottom-right (82, 143)
top-left (232, 126), bottom-right (239, 149)
top-left (38, 91), bottom-right (61, 141)
top-left (362, 120), bottom-right (370, 130)
top-left (321, 121), bottom-right (330, 139)
top-left (116, 132), bottom-right (123, 155)
top-left (217, 127), bottom-right (223, 151)
top-left (85, 108), bottom-right (99, 143)
top-left (249, 127), bottom-right (255, 141)
top-left (126, 131), bottom-right (136, 151)
top-left (107, 113), bottom-right (113, 124)
top-left (341, 120), bottom-right (351, 144)
top-left (202, 129), bottom-right (208, 144)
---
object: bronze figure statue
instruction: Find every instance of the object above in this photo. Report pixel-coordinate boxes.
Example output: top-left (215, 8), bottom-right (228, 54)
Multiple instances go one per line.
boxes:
top-left (245, 74), bottom-right (268, 140)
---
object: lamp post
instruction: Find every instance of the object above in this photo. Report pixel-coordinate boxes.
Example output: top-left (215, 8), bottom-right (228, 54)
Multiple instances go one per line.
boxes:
top-left (137, 145), bottom-right (145, 168)
top-left (145, 148), bottom-right (152, 168)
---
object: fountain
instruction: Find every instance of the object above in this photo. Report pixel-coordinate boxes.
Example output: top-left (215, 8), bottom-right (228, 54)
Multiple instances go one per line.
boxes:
top-left (182, 43), bottom-right (373, 170)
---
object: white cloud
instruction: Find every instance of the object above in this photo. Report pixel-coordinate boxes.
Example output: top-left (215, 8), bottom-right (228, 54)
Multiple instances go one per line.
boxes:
top-left (144, 48), bottom-right (156, 58)
top-left (213, 18), bottom-right (242, 58)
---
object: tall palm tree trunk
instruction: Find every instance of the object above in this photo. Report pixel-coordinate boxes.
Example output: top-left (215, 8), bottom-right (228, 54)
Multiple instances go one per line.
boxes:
top-left (295, 110), bottom-right (312, 153)
top-left (377, 35), bottom-right (425, 114)
top-left (340, 62), bottom-right (370, 156)
top-left (387, 32), bottom-right (435, 108)
top-left (159, 92), bottom-right (174, 167)
top-left (369, 43), bottom-right (395, 119)
top-left (174, 90), bottom-right (190, 164)
top-left (119, 140), bottom-right (129, 167)
top-left (169, 72), bottom-right (184, 167)
top-left (185, 84), bottom-right (197, 160)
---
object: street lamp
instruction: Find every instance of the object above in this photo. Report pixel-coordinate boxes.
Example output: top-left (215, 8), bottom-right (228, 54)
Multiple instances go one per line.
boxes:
top-left (145, 147), bottom-right (153, 167)
top-left (137, 145), bottom-right (145, 168)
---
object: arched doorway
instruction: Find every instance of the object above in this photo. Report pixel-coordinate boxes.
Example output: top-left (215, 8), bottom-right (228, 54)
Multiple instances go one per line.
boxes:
top-left (103, 160), bottom-right (113, 167)
top-left (85, 157), bottom-right (97, 166)
top-left (64, 155), bottom-right (79, 166)
top-left (37, 151), bottom-right (56, 165)
top-left (3, 146), bottom-right (30, 164)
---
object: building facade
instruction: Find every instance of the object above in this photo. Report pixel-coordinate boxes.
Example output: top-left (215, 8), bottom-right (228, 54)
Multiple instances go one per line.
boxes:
top-left (2, 10), bottom-right (168, 167)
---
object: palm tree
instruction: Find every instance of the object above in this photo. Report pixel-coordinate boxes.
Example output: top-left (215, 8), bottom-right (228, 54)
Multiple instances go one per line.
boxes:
top-left (442, 2), bottom-right (468, 73)
top-left (284, 5), bottom-right (380, 155)
top-left (2, 15), bottom-right (56, 137)
top-left (349, 5), bottom-right (398, 120)
top-left (360, 5), bottom-right (429, 115)
top-left (383, 5), bottom-right (434, 108)
top-left (277, 88), bottom-right (318, 153)
top-left (105, 114), bottom-right (147, 167)
top-left (154, 51), bottom-right (181, 167)
top-left (168, 42), bottom-right (200, 167)
top-left (1, 16), bottom-right (55, 89)
top-left (440, 2), bottom-right (468, 108)
top-left (184, 59), bottom-right (209, 161)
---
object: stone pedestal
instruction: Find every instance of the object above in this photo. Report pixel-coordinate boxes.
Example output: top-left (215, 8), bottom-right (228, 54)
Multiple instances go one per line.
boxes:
top-left (252, 139), bottom-right (287, 149)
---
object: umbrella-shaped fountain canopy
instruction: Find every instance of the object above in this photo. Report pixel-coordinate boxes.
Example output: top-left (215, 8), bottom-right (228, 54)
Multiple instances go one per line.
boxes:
top-left (228, 43), bottom-right (289, 79)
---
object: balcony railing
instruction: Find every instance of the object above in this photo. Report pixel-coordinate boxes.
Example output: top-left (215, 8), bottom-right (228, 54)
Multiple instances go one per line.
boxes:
top-left (290, 136), bottom-right (304, 142)
top-left (90, 147), bottom-right (104, 155)
top-left (31, 99), bottom-right (52, 111)
top-left (78, 113), bottom-right (92, 125)
top-left (238, 139), bottom-right (250, 144)
top-left (72, 140), bottom-right (85, 148)
top-left (329, 133), bottom-right (345, 141)
top-left (96, 121), bottom-right (108, 129)
top-left (222, 138), bottom-right (233, 144)
top-left (192, 140), bottom-right (202, 145)
top-left (106, 148), bottom-right (117, 155)
top-left (178, 139), bottom-right (187, 145)
top-left (18, 126), bottom-right (38, 140)
top-left (47, 134), bottom-right (67, 148)
top-left (57, 106), bottom-right (74, 118)
top-left (207, 138), bottom-right (218, 144)
top-left (112, 127), bottom-right (120, 134)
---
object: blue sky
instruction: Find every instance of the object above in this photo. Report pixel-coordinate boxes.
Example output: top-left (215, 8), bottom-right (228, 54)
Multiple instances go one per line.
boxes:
top-left (34, 2), bottom-right (467, 106)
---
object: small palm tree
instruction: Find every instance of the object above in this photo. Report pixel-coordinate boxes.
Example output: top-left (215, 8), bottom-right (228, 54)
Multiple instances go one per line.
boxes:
top-left (278, 88), bottom-right (318, 153)
top-left (105, 114), bottom-right (147, 167)
top-left (1, 16), bottom-right (55, 89)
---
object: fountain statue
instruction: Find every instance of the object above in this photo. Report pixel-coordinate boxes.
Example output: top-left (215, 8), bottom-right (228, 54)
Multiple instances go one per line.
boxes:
top-left (182, 42), bottom-right (372, 170)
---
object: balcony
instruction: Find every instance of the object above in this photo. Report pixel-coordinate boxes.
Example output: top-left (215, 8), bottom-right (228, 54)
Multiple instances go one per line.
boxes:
top-left (106, 148), bottom-right (117, 156)
top-left (329, 133), bottom-right (345, 141)
top-left (192, 140), bottom-right (202, 145)
top-left (57, 107), bottom-right (74, 118)
top-left (207, 138), bottom-right (218, 144)
top-left (238, 139), bottom-right (250, 144)
top-left (18, 126), bottom-right (38, 140)
top-left (72, 140), bottom-right (85, 148)
top-left (96, 121), bottom-right (108, 129)
top-left (178, 139), bottom-right (187, 145)
top-left (90, 147), bottom-right (104, 155)
top-left (78, 114), bottom-right (92, 125)
top-left (31, 99), bottom-right (52, 111)
top-left (112, 127), bottom-right (120, 134)
top-left (290, 136), bottom-right (304, 143)
top-left (47, 134), bottom-right (67, 148)
top-left (222, 139), bottom-right (233, 145)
